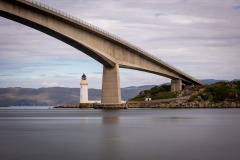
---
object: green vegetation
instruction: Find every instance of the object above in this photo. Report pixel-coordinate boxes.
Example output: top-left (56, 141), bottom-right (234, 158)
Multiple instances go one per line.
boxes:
top-left (189, 81), bottom-right (240, 102)
top-left (130, 81), bottom-right (240, 103)
top-left (149, 85), bottom-right (171, 95)
top-left (152, 92), bottom-right (177, 100)
top-left (129, 85), bottom-right (177, 101)
top-left (130, 94), bottom-right (147, 101)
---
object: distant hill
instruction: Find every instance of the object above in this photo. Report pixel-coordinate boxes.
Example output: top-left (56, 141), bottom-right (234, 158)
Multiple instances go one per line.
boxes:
top-left (0, 85), bottom-right (154, 107)
top-left (200, 79), bottom-right (228, 84)
top-left (129, 85), bottom-right (176, 101)
top-left (0, 87), bottom-right (80, 107)
top-left (121, 85), bottom-right (155, 100)
top-left (200, 79), bottom-right (240, 85)
top-left (161, 79), bottom-right (230, 85)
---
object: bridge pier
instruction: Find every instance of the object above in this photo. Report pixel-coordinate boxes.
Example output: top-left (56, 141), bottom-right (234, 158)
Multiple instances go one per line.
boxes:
top-left (171, 79), bottom-right (182, 92)
top-left (101, 64), bottom-right (121, 104)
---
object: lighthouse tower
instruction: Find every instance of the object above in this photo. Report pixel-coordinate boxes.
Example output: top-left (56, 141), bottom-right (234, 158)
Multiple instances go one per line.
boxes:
top-left (80, 73), bottom-right (88, 103)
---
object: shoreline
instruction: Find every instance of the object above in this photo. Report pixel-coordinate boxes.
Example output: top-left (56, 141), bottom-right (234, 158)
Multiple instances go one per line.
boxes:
top-left (54, 99), bottom-right (240, 109)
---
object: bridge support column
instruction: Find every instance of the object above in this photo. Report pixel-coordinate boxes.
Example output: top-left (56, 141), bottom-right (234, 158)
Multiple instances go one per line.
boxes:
top-left (101, 64), bottom-right (121, 104)
top-left (171, 79), bottom-right (182, 92)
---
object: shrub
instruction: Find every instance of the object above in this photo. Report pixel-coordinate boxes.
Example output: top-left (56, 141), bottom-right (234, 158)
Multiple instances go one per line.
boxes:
top-left (149, 85), bottom-right (170, 95)
top-left (152, 92), bottom-right (177, 100)
top-left (213, 86), bottom-right (229, 102)
top-left (129, 94), bottom-right (146, 101)
top-left (188, 94), bottom-right (198, 102)
top-left (234, 81), bottom-right (240, 89)
top-left (205, 85), bottom-right (230, 102)
top-left (198, 92), bottom-right (209, 101)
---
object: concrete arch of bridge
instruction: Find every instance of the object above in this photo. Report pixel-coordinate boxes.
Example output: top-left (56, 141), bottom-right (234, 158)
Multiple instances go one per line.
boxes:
top-left (0, 0), bottom-right (203, 105)
top-left (0, 11), bottom-right (115, 67)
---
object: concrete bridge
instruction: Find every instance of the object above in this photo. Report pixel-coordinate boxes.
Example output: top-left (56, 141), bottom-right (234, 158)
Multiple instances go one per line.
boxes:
top-left (0, 0), bottom-right (204, 104)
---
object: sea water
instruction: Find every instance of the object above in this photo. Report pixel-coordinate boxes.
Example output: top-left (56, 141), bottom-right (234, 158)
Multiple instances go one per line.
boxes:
top-left (0, 107), bottom-right (240, 160)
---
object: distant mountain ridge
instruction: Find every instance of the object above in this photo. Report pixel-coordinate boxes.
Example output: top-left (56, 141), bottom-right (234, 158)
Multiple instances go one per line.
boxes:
top-left (0, 79), bottom-right (237, 106)
top-left (200, 79), bottom-right (240, 84)
top-left (0, 85), bottom-right (154, 107)
top-left (200, 79), bottom-right (227, 84)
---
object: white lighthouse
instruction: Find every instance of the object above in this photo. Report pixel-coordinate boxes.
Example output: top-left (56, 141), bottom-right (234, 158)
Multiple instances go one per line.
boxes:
top-left (80, 73), bottom-right (88, 103)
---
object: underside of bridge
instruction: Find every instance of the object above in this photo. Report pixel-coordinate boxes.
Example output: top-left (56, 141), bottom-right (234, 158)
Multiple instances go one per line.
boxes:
top-left (0, 0), bottom-right (204, 104)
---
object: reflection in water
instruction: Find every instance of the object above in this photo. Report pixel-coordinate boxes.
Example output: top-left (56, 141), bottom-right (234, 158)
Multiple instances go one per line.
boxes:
top-left (101, 110), bottom-right (121, 160)
top-left (102, 115), bottom-right (120, 125)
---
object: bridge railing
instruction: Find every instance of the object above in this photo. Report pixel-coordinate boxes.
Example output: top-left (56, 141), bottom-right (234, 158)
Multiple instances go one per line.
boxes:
top-left (22, 0), bottom-right (201, 84)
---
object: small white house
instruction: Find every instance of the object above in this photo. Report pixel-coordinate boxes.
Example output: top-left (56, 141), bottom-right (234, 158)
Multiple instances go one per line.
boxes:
top-left (145, 98), bottom-right (152, 101)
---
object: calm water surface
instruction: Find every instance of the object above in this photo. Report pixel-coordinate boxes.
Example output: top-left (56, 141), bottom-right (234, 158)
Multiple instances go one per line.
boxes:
top-left (0, 107), bottom-right (240, 160)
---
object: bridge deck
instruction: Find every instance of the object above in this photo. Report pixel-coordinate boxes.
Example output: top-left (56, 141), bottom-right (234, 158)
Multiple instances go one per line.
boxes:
top-left (1, 0), bottom-right (204, 86)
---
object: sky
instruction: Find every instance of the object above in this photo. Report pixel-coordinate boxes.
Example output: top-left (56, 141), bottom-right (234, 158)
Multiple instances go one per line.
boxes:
top-left (0, 0), bottom-right (240, 89)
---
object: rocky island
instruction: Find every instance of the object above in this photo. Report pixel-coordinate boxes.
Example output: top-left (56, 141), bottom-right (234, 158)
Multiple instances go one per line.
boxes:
top-left (55, 81), bottom-right (240, 109)
top-left (127, 81), bottom-right (240, 108)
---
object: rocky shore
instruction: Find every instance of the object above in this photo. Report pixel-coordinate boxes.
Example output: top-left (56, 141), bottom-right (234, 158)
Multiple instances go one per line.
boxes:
top-left (55, 103), bottom-right (127, 109)
top-left (55, 99), bottom-right (240, 109)
top-left (55, 103), bottom-right (93, 108)
top-left (126, 99), bottom-right (240, 108)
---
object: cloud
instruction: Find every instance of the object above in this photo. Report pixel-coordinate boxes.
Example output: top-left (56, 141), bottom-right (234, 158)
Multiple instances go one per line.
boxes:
top-left (92, 72), bottom-right (102, 75)
top-left (68, 73), bottom-right (81, 75)
top-left (234, 5), bottom-right (240, 10)
top-left (39, 74), bottom-right (46, 77)
top-left (41, 82), bottom-right (64, 87)
top-left (154, 13), bottom-right (166, 17)
top-left (167, 15), bottom-right (228, 24)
